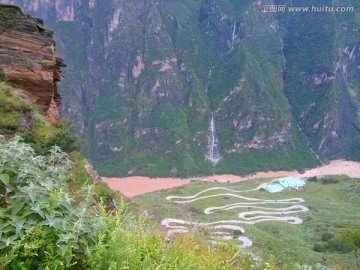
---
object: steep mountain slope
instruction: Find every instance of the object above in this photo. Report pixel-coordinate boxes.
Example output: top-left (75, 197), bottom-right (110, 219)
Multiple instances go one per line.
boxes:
top-left (277, 0), bottom-right (360, 161)
top-left (4, 0), bottom-right (359, 177)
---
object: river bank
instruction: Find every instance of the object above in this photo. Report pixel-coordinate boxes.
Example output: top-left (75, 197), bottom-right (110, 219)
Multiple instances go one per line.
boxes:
top-left (102, 160), bottom-right (360, 198)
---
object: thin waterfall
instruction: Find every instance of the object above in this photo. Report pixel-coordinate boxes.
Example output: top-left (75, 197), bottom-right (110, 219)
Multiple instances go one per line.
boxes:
top-left (229, 21), bottom-right (236, 51)
top-left (206, 114), bottom-right (221, 165)
top-left (205, 66), bottom-right (213, 93)
top-left (231, 21), bottom-right (236, 46)
top-left (204, 66), bottom-right (221, 165)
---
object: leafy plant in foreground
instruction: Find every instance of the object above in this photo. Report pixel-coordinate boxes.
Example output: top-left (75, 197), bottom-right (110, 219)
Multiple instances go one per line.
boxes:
top-left (0, 135), bottom-right (104, 268)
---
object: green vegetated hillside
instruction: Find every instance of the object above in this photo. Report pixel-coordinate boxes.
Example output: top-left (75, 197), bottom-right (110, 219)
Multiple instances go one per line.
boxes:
top-left (133, 175), bottom-right (360, 269)
top-left (1, 77), bottom-right (359, 268)
top-left (0, 129), bottom-right (269, 270)
top-left (2, 4), bottom-right (359, 269)
top-left (0, 78), bottom-right (281, 269)
top-left (4, 0), bottom-right (360, 177)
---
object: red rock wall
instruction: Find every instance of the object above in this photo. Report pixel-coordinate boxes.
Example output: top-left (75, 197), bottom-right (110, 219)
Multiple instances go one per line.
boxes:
top-left (0, 4), bottom-right (65, 123)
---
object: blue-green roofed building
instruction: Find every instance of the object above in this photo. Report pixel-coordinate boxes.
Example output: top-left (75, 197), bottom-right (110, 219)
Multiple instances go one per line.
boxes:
top-left (263, 177), bottom-right (306, 193)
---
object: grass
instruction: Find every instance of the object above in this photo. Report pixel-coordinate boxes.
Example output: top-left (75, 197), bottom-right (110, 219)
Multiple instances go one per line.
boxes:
top-left (0, 137), bottom-right (277, 270)
top-left (90, 221), bottom-right (245, 270)
top-left (133, 175), bottom-right (360, 269)
top-left (0, 81), bottom-right (81, 157)
top-left (0, 83), bottom-right (32, 132)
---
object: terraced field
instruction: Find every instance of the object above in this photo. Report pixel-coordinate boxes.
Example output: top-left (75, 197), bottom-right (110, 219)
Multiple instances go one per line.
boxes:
top-left (133, 175), bottom-right (360, 268)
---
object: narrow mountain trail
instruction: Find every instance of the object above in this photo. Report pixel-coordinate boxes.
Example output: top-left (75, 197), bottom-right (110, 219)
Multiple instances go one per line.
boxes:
top-left (162, 186), bottom-right (309, 248)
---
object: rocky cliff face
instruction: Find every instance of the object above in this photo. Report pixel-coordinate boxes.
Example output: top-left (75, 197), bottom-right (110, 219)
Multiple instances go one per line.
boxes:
top-left (2, 0), bottom-right (77, 22)
top-left (279, 0), bottom-right (360, 161)
top-left (5, 0), bottom-right (359, 176)
top-left (0, 4), bottom-right (64, 123)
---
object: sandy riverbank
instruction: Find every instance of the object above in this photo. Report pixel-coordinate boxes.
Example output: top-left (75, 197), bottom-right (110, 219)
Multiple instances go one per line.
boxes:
top-left (102, 160), bottom-right (360, 198)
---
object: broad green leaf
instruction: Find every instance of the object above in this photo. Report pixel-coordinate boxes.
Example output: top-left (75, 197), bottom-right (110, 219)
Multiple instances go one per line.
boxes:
top-left (0, 173), bottom-right (10, 185)
top-left (0, 223), bottom-right (12, 234)
top-left (60, 244), bottom-right (68, 257)
top-left (0, 242), bottom-right (6, 249)
top-left (0, 208), bottom-right (10, 217)
top-left (0, 223), bottom-right (8, 230)
top-left (57, 233), bottom-right (76, 244)
top-left (20, 207), bottom-right (33, 218)
top-left (11, 199), bottom-right (25, 216)
top-left (1, 234), bottom-right (19, 247)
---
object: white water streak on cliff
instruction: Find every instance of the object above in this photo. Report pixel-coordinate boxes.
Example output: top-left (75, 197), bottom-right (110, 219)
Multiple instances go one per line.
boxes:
top-left (206, 114), bottom-right (221, 165)
top-left (205, 66), bottom-right (213, 93)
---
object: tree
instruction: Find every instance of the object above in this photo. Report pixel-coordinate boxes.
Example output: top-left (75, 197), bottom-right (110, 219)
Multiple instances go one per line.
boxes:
top-left (341, 229), bottom-right (360, 268)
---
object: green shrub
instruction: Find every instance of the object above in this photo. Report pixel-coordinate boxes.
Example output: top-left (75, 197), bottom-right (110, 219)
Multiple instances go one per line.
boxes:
top-left (46, 121), bottom-right (80, 153)
top-left (326, 237), bottom-right (349, 253)
top-left (321, 232), bottom-right (333, 241)
top-left (321, 177), bottom-right (339, 185)
top-left (313, 231), bottom-right (349, 254)
top-left (340, 228), bottom-right (360, 266)
top-left (0, 136), bottom-right (103, 268)
top-left (93, 182), bottom-right (117, 202)
top-left (307, 176), bottom-right (318, 182)
top-left (68, 152), bottom-right (89, 183)
top-left (21, 132), bottom-right (49, 155)
top-left (2, 227), bottom-right (67, 269)
top-left (313, 242), bottom-right (326, 252)
top-left (21, 120), bottom-right (80, 156)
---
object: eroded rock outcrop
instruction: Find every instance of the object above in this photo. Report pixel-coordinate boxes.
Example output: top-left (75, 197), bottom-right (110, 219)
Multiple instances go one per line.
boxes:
top-left (0, 4), bottom-right (65, 122)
